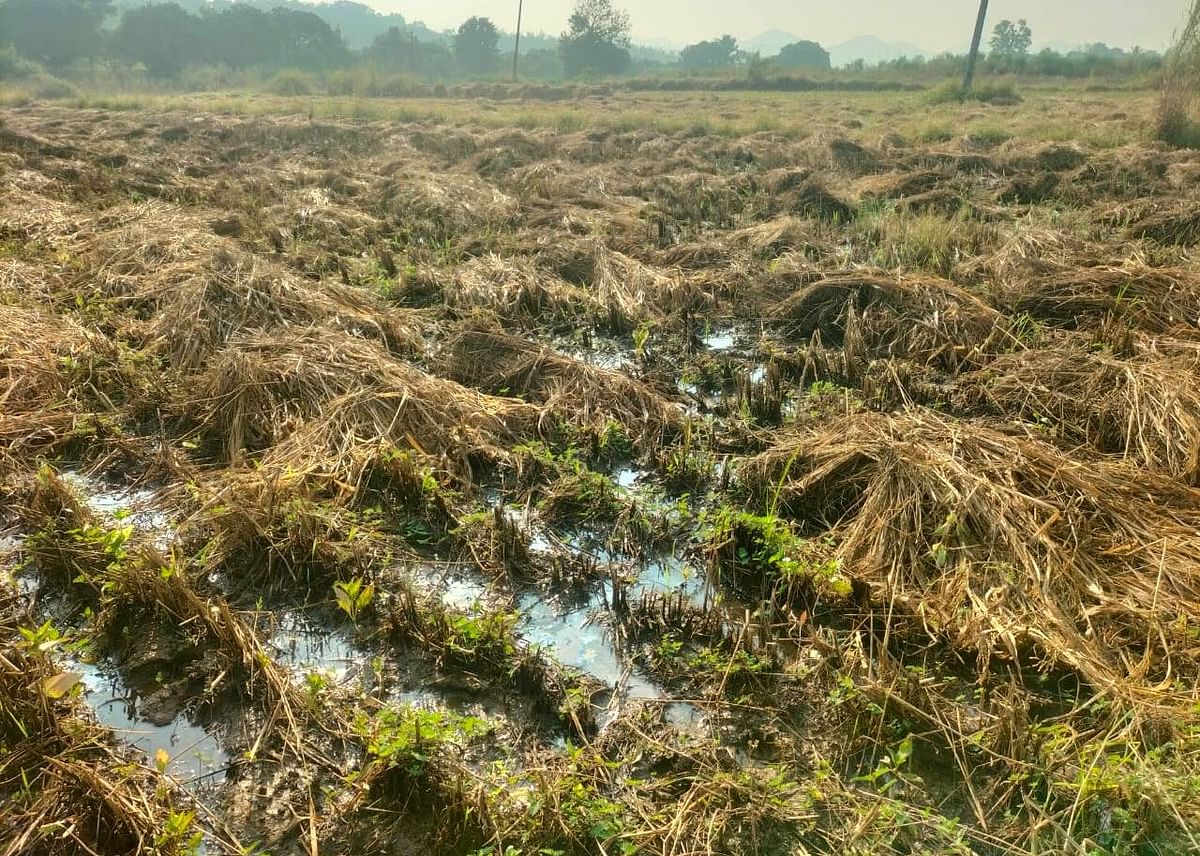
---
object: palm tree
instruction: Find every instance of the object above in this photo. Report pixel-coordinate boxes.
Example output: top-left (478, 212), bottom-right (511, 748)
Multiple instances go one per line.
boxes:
top-left (962, 0), bottom-right (990, 93)
top-left (512, 0), bottom-right (524, 81)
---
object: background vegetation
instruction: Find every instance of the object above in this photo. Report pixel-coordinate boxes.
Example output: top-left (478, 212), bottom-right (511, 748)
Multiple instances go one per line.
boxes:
top-left (0, 0), bottom-right (1168, 100)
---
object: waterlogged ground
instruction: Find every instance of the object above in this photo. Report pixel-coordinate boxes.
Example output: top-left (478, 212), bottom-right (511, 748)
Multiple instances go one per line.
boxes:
top-left (6, 90), bottom-right (1200, 856)
top-left (46, 469), bottom-right (713, 735)
top-left (6, 460), bottom-right (729, 852)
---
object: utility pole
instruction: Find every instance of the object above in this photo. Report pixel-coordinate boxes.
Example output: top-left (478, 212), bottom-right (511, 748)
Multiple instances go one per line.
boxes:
top-left (512, 0), bottom-right (524, 82)
top-left (962, 0), bottom-right (989, 94)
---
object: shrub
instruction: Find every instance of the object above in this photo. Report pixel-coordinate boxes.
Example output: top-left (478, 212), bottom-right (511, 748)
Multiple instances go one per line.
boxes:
top-left (0, 45), bottom-right (42, 79)
top-left (973, 81), bottom-right (1022, 105)
top-left (27, 74), bottom-right (78, 100)
top-left (925, 79), bottom-right (1021, 106)
top-left (326, 67), bottom-right (366, 96)
top-left (364, 73), bottom-right (426, 98)
top-left (924, 80), bottom-right (969, 104)
top-left (178, 64), bottom-right (258, 92)
top-left (267, 68), bottom-right (314, 97)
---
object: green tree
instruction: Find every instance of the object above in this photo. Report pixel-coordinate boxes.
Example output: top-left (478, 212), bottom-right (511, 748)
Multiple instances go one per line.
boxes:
top-left (454, 16), bottom-right (500, 75)
top-left (990, 18), bottom-right (1032, 56)
top-left (0, 0), bottom-right (112, 68)
top-left (775, 40), bottom-right (831, 70)
top-left (112, 2), bottom-right (202, 78)
top-left (269, 8), bottom-right (349, 70)
top-left (200, 6), bottom-right (278, 69)
top-left (679, 35), bottom-right (739, 70)
top-left (366, 26), bottom-right (456, 77)
top-left (560, 0), bottom-right (631, 78)
top-left (194, 6), bottom-right (347, 72)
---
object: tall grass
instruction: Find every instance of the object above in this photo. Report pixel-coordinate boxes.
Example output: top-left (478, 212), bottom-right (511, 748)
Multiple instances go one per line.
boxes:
top-left (1160, 0), bottom-right (1200, 147)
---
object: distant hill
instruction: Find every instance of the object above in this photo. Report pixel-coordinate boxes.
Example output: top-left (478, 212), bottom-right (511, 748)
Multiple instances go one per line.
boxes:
top-left (743, 29), bottom-right (803, 57)
top-left (740, 31), bottom-right (928, 67)
top-left (637, 38), bottom-right (684, 53)
top-left (829, 35), bottom-right (931, 67)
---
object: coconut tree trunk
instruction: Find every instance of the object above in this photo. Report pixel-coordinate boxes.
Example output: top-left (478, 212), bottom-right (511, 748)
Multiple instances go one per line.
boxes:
top-left (512, 0), bottom-right (524, 82)
top-left (962, 0), bottom-right (990, 93)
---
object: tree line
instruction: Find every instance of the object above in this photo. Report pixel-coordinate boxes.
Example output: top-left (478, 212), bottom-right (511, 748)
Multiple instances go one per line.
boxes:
top-left (0, 1), bottom-right (1162, 85)
top-left (0, 0), bottom-right (631, 80)
top-left (0, 0), bottom-right (836, 82)
top-left (679, 36), bottom-right (830, 71)
top-left (876, 18), bottom-right (1161, 81)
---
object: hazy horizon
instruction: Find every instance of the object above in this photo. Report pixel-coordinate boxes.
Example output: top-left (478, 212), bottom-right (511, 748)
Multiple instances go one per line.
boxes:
top-left (357, 0), bottom-right (1187, 51)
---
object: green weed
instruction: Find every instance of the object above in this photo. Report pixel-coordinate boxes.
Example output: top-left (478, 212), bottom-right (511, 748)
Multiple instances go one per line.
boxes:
top-left (333, 577), bottom-right (375, 624)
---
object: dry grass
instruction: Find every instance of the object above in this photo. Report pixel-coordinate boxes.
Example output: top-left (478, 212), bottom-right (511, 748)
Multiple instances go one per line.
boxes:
top-left (0, 304), bottom-right (95, 411)
top-left (999, 261), bottom-right (1200, 332)
top-left (81, 205), bottom-right (423, 369)
top-left (772, 270), bottom-right (1003, 370)
top-left (444, 323), bottom-right (682, 444)
top-left (0, 302), bottom-right (108, 472)
top-left (953, 219), bottom-right (1090, 289)
top-left (742, 407), bottom-right (1200, 710)
top-left (0, 649), bottom-right (184, 855)
top-left (5, 92), bottom-right (1200, 856)
top-left (192, 327), bottom-right (541, 482)
top-left (0, 497), bottom-right (194, 856)
top-left (537, 238), bottom-right (710, 328)
top-left (957, 337), bottom-right (1200, 480)
top-left (725, 216), bottom-right (819, 258)
top-left (373, 167), bottom-right (517, 246)
top-left (435, 253), bottom-right (607, 328)
top-left (1128, 201), bottom-right (1200, 245)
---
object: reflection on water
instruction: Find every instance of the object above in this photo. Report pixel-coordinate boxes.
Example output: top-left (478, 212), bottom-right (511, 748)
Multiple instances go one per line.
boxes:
top-left (665, 701), bottom-right (704, 731)
top-left (410, 563), bottom-right (490, 609)
top-left (268, 612), bottom-right (357, 680)
top-left (75, 661), bottom-right (229, 787)
top-left (703, 329), bottom-right (736, 351)
top-left (634, 554), bottom-right (709, 605)
top-left (614, 467), bottom-right (643, 489)
top-left (62, 472), bottom-right (173, 550)
top-left (517, 587), bottom-right (661, 701)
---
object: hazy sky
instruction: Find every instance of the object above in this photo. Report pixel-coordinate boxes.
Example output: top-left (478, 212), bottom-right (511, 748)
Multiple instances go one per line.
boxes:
top-left (365, 0), bottom-right (1187, 51)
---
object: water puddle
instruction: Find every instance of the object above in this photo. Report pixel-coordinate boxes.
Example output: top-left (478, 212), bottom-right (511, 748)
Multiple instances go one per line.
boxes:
top-left (1, 530), bottom-right (22, 594)
top-left (677, 378), bottom-right (732, 413)
top-left (615, 467), bottom-right (643, 489)
top-left (703, 328), bottom-right (736, 351)
top-left (517, 586), bottom-right (661, 702)
top-left (393, 683), bottom-right (509, 725)
top-left (74, 659), bottom-right (229, 787)
top-left (396, 687), bottom-right (457, 709)
top-left (267, 612), bottom-right (358, 681)
top-left (393, 504), bottom-right (710, 732)
top-left (579, 350), bottom-right (634, 372)
top-left (664, 701), bottom-right (705, 731)
top-left (562, 335), bottom-right (636, 372)
top-left (633, 554), bottom-right (709, 606)
top-left (62, 472), bottom-right (173, 550)
top-left (410, 563), bottom-right (491, 609)
top-left (527, 526), bottom-right (619, 567)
